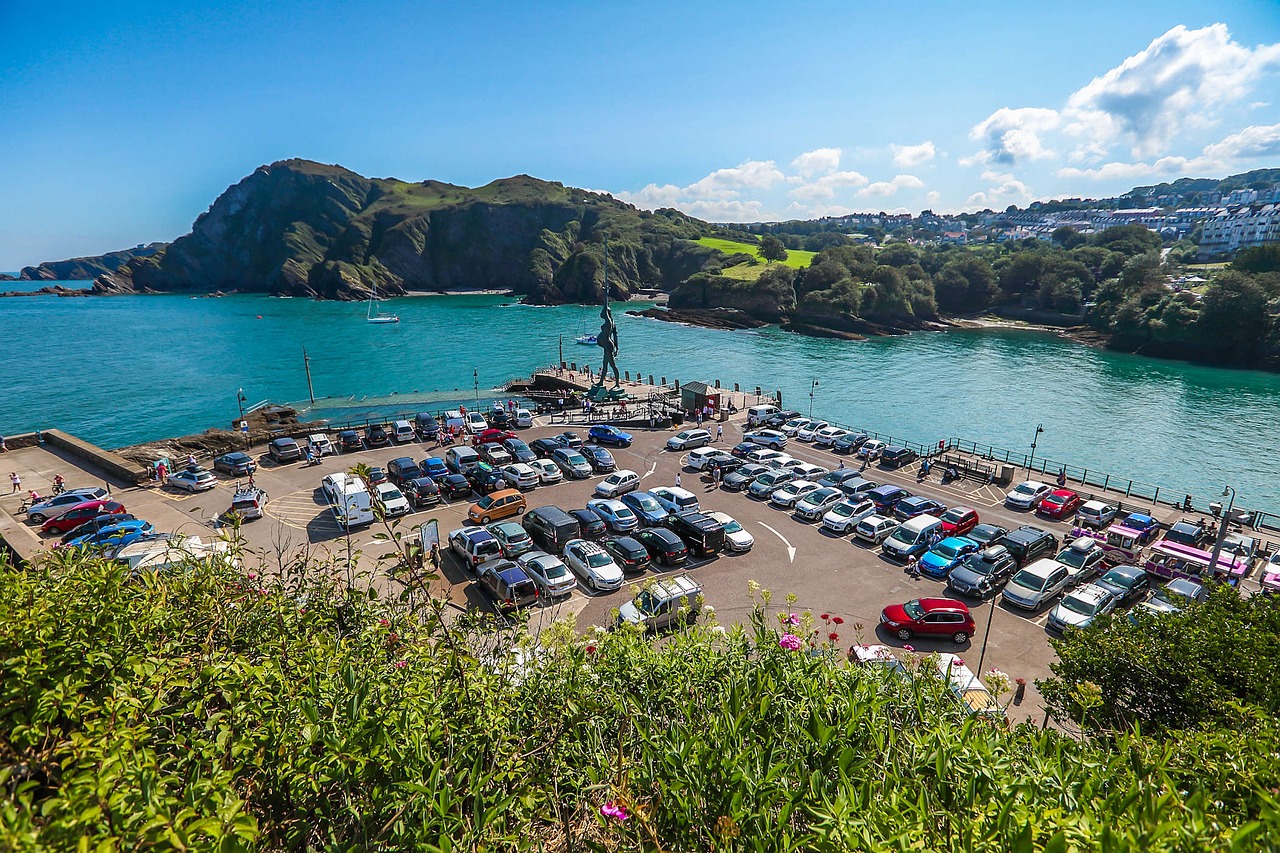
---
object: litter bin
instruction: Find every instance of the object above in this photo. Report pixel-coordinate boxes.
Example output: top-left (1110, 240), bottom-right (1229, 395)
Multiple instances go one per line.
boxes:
top-left (671, 411), bottom-right (685, 426)
top-left (998, 464), bottom-right (1015, 486)
top-left (719, 409), bottom-right (729, 422)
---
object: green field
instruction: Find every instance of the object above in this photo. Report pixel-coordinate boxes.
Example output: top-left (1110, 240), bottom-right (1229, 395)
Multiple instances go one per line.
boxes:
top-left (696, 236), bottom-right (816, 272)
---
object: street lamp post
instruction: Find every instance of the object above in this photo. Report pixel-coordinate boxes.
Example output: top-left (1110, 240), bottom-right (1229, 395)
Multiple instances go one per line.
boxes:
top-left (1026, 423), bottom-right (1045, 473)
top-left (473, 368), bottom-right (480, 408)
top-left (976, 592), bottom-right (998, 676)
top-left (236, 388), bottom-right (247, 420)
top-left (1207, 485), bottom-right (1236, 581)
top-left (809, 380), bottom-right (819, 419)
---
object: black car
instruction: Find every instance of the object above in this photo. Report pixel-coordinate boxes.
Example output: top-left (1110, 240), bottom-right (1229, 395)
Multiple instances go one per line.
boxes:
top-left (502, 439), bottom-right (537, 463)
top-left (832, 433), bottom-right (870, 454)
top-left (404, 476), bottom-right (441, 508)
top-left (1164, 519), bottom-right (1210, 548)
top-left (268, 437), bottom-right (302, 463)
top-left (556, 431), bottom-right (584, 449)
top-left (365, 466), bottom-right (388, 487)
top-left (338, 430), bottom-right (364, 452)
top-left (60, 513), bottom-right (139, 545)
top-left (487, 409), bottom-right (512, 429)
top-left (723, 463), bottom-right (771, 491)
top-left (880, 446), bottom-right (918, 469)
top-left (663, 511), bottom-right (725, 558)
top-left (581, 445), bottom-right (617, 473)
top-left (632, 527), bottom-right (689, 567)
top-left (602, 536), bottom-right (652, 573)
top-left (386, 457), bottom-right (422, 486)
top-left (467, 463), bottom-right (507, 495)
top-left (529, 438), bottom-right (563, 459)
top-left (414, 413), bottom-right (440, 441)
top-left (438, 473), bottom-right (473, 500)
top-left (213, 451), bottom-right (257, 476)
top-left (365, 424), bottom-right (392, 448)
top-left (1094, 564), bottom-right (1152, 604)
top-left (568, 508), bottom-right (607, 540)
top-left (764, 410), bottom-right (803, 429)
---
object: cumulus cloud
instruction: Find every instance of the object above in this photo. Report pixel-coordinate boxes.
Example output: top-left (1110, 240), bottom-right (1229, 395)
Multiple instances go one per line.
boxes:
top-left (966, 173), bottom-right (1033, 208)
top-left (857, 174), bottom-right (925, 198)
top-left (790, 147), bottom-right (842, 178)
top-left (683, 160), bottom-right (785, 200)
top-left (890, 141), bottom-right (937, 167)
top-left (614, 159), bottom-right (785, 222)
top-left (788, 170), bottom-right (870, 199)
top-left (1056, 122), bottom-right (1280, 180)
top-left (1201, 122), bottom-right (1280, 162)
top-left (963, 107), bottom-right (1060, 167)
top-left (1064, 24), bottom-right (1280, 158)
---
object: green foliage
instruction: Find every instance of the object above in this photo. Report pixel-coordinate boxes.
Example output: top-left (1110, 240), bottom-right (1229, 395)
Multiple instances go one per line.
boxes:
top-left (1052, 226), bottom-right (1087, 249)
top-left (1041, 586), bottom-right (1280, 734)
top-left (694, 236), bottom-right (815, 270)
top-left (1233, 244), bottom-right (1280, 275)
top-left (1089, 224), bottom-right (1163, 257)
top-left (4, 555), bottom-right (1280, 851)
top-left (758, 235), bottom-right (789, 263)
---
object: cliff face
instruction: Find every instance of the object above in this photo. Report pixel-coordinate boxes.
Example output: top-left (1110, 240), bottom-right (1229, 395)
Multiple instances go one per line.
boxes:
top-left (19, 243), bottom-right (164, 281)
top-left (68, 160), bottom-right (717, 300)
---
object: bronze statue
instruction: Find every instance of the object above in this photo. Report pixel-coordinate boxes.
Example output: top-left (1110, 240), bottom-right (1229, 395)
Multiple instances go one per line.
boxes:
top-left (597, 298), bottom-right (620, 386)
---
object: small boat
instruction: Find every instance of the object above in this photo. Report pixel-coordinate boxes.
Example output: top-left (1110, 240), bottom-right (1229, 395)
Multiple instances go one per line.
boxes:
top-left (367, 281), bottom-right (399, 324)
top-left (575, 334), bottom-right (597, 345)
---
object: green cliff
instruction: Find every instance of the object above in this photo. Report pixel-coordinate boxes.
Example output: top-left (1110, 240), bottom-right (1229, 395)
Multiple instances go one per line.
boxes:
top-left (73, 160), bottom-right (718, 300)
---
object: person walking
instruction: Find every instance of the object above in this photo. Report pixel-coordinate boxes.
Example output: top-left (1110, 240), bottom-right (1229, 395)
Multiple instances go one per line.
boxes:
top-left (430, 542), bottom-right (441, 573)
top-left (9, 471), bottom-right (20, 493)
top-left (675, 472), bottom-right (682, 488)
top-left (0, 435), bottom-right (7, 452)
top-left (716, 424), bottom-right (723, 442)
top-left (156, 461), bottom-right (168, 484)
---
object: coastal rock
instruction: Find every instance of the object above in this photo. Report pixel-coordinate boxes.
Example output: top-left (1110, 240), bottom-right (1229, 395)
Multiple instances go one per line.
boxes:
top-left (626, 307), bottom-right (770, 330)
top-left (19, 242), bottom-right (164, 281)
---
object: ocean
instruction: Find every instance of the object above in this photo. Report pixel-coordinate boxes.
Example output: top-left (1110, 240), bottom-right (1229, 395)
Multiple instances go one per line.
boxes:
top-left (3, 287), bottom-right (1280, 512)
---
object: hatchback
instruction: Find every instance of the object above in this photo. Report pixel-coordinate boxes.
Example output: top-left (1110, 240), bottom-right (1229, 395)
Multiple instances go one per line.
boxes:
top-left (602, 536), bottom-right (652, 573)
top-left (632, 527), bottom-right (689, 566)
top-left (893, 496), bottom-right (946, 521)
top-left (41, 500), bottom-right (127, 534)
top-left (213, 452), bottom-right (257, 476)
top-left (939, 506), bottom-right (979, 537)
top-left (879, 598), bottom-right (975, 644)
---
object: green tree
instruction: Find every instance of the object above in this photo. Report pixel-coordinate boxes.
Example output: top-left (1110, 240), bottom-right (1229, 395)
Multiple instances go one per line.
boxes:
top-left (875, 242), bottom-right (921, 268)
top-left (1196, 270), bottom-right (1270, 361)
top-left (1232, 244), bottom-right (1280, 274)
top-left (1090, 223), bottom-right (1163, 256)
top-left (934, 256), bottom-right (999, 312)
top-left (1051, 225), bottom-right (1087, 249)
top-left (759, 235), bottom-right (789, 263)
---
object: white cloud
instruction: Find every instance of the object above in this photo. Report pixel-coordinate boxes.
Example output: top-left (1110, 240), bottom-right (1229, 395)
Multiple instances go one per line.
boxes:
top-left (1201, 122), bottom-right (1280, 162)
top-left (614, 159), bottom-right (785, 222)
top-left (890, 141), bottom-right (936, 167)
top-left (1055, 122), bottom-right (1280, 181)
top-left (790, 147), bottom-right (842, 178)
top-left (925, 191), bottom-right (941, 206)
top-left (966, 174), bottom-right (1033, 208)
top-left (1064, 24), bottom-right (1280, 158)
top-left (684, 160), bottom-right (785, 200)
top-left (963, 107), bottom-right (1060, 167)
top-left (857, 174), bottom-right (925, 198)
top-left (788, 170), bottom-right (869, 199)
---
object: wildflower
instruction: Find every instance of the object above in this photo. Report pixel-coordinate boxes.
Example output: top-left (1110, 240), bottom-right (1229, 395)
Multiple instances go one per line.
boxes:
top-left (903, 644), bottom-right (915, 652)
top-left (832, 616), bottom-right (844, 625)
top-left (379, 618), bottom-right (390, 627)
top-left (600, 801), bottom-right (629, 822)
top-left (779, 633), bottom-right (803, 651)
top-left (710, 625), bottom-right (727, 637)
top-left (828, 632), bottom-right (840, 642)
top-left (954, 657), bottom-right (965, 666)
top-left (820, 613), bottom-right (830, 621)
top-left (394, 660), bottom-right (407, 669)
top-left (246, 571), bottom-right (258, 581)
top-left (785, 612), bottom-right (800, 626)
top-left (747, 579), bottom-right (761, 595)
top-left (586, 644), bottom-right (597, 655)
top-left (703, 605), bottom-right (714, 616)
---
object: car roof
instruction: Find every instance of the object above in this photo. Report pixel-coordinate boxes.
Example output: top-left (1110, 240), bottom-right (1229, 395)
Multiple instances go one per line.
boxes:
top-left (1069, 584), bottom-right (1112, 602)
top-left (1081, 500), bottom-right (1112, 511)
top-left (918, 597), bottom-right (968, 612)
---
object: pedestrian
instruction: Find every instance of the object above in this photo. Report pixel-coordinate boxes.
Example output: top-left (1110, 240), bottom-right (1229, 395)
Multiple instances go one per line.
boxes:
top-left (1057, 467), bottom-right (1067, 488)
top-left (52, 474), bottom-right (64, 494)
top-left (156, 461), bottom-right (168, 484)
top-left (838, 459), bottom-right (845, 470)
top-left (675, 472), bottom-right (682, 488)
top-left (430, 542), bottom-right (441, 572)
top-left (186, 453), bottom-right (197, 470)
top-left (716, 424), bottom-right (723, 442)
top-left (713, 465), bottom-right (722, 488)
top-left (0, 434), bottom-right (7, 452)
top-left (9, 471), bottom-right (19, 493)
top-left (907, 555), bottom-right (920, 578)
top-left (696, 410), bottom-right (703, 427)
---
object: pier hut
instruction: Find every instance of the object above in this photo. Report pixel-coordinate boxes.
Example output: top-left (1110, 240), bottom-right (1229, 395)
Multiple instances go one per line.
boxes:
top-left (680, 381), bottom-right (720, 416)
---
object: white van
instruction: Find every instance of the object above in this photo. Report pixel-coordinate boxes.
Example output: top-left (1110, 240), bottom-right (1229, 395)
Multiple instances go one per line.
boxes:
top-left (445, 445), bottom-right (481, 475)
top-left (392, 420), bottom-right (416, 443)
top-left (881, 514), bottom-right (944, 560)
top-left (117, 535), bottom-right (236, 575)
top-left (443, 410), bottom-right (466, 435)
top-left (747, 404), bottom-right (779, 426)
top-left (321, 472), bottom-right (376, 530)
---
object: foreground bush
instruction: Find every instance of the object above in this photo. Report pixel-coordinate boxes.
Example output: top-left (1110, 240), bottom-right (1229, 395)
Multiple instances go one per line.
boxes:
top-left (1, 554), bottom-right (1277, 851)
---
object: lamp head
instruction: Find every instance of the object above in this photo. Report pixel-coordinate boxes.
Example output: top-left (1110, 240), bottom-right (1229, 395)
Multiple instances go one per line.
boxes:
top-left (1222, 486), bottom-right (1231, 497)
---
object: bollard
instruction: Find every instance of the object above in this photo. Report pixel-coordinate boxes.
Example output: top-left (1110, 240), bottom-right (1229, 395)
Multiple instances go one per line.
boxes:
top-left (714, 379), bottom-right (720, 388)
top-left (661, 377), bottom-right (666, 386)
top-left (624, 371), bottom-right (629, 381)
top-left (734, 383), bottom-right (740, 392)
top-left (649, 374), bottom-right (654, 386)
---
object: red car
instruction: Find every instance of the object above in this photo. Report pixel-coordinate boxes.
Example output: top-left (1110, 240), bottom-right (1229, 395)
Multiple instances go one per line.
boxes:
top-left (939, 505), bottom-right (979, 537)
top-left (472, 428), bottom-right (516, 447)
top-left (879, 598), bottom-right (975, 644)
top-left (1036, 489), bottom-right (1081, 520)
top-left (41, 500), bottom-right (127, 534)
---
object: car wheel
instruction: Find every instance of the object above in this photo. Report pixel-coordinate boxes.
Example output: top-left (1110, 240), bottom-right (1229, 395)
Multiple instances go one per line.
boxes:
top-left (587, 574), bottom-right (597, 591)
top-left (952, 631), bottom-right (970, 644)
top-left (896, 628), bottom-right (913, 641)
top-left (29, 513), bottom-right (45, 523)
top-left (481, 515), bottom-right (491, 524)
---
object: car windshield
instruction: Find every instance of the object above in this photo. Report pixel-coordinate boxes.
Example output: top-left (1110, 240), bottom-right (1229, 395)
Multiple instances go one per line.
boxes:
top-left (1014, 484), bottom-right (1037, 496)
top-left (966, 557), bottom-right (996, 576)
top-left (902, 600), bottom-right (925, 620)
top-left (722, 519), bottom-right (743, 533)
top-left (614, 507), bottom-right (635, 519)
top-left (476, 496), bottom-right (494, 509)
top-left (888, 527), bottom-right (915, 544)
top-left (831, 502), bottom-right (855, 517)
top-left (586, 552), bottom-right (612, 569)
top-left (635, 590), bottom-right (660, 616)
top-left (633, 495), bottom-right (659, 511)
top-left (1101, 571), bottom-right (1134, 588)
top-left (1060, 594), bottom-right (1099, 616)
top-left (1057, 548), bottom-right (1089, 568)
top-left (1011, 570), bottom-right (1047, 591)
top-left (535, 559), bottom-right (566, 578)
top-left (942, 508), bottom-right (967, 523)
top-left (933, 543), bottom-right (960, 559)
top-left (567, 453), bottom-right (587, 465)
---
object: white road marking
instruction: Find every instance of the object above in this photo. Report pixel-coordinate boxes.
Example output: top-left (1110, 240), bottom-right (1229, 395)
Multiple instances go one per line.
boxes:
top-left (643, 460), bottom-right (657, 479)
top-left (757, 521), bottom-right (797, 563)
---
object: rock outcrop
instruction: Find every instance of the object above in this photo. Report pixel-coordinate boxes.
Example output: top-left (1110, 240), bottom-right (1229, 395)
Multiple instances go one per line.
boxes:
top-left (19, 243), bottom-right (164, 281)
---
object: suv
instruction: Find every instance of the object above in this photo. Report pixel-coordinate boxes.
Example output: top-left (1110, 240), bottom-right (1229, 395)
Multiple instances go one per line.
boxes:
top-left (947, 545), bottom-right (1016, 598)
top-left (995, 525), bottom-right (1059, 567)
top-left (879, 447), bottom-right (918, 469)
top-left (663, 510), bottom-right (725, 558)
top-left (268, 437), bottom-right (302, 463)
top-left (386, 457), bottom-right (423, 486)
top-left (364, 424), bottom-right (392, 448)
top-left (617, 576), bottom-right (703, 632)
top-left (475, 558), bottom-right (540, 612)
top-left (230, 487), bottom-right (269, 521)
top-left (448, 526), bottom-right (504, 570)
top-left (1047, 583), bottom-right (1116, 633)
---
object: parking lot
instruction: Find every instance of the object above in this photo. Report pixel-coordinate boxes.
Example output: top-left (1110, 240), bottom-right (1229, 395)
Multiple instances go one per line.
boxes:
top-left (1, 412), bottom-right (1231, 723)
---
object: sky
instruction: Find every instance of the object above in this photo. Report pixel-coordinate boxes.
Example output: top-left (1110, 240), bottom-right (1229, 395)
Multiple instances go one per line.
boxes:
top-left (2, 0), bottom-right (1279, 269)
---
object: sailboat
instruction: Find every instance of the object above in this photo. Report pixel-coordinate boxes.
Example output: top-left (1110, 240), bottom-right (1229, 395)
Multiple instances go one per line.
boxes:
top-left (367, 280), bottom-right (399, 324)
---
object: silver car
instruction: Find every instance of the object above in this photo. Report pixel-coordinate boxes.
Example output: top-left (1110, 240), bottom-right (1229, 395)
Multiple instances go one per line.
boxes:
top-left (516, 550), bottom-right (578, 598)
top-left (552, 447), bottom-right (593, 479)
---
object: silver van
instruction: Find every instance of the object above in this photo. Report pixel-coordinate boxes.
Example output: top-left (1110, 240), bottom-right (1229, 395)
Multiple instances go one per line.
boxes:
top-left (445, 446), bottom-right (481, 474)
top-left (616, 575), bottom-right (703, 632)
top-left (747, 404), bottom-right (779, 426)
top-left (881, 514), bottom-right (944, 560)
top-left (392, 420), bottom-right (417, 443)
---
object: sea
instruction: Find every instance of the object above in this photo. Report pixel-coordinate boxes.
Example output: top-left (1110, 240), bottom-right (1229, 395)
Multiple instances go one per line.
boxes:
top-left (3, 281), bottom-right (1280, 513)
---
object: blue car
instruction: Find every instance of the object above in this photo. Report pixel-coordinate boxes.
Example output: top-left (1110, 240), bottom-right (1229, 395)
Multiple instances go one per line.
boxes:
top-left (893, 496), bottom-right (947, 521)
top-left (588, 424), bottom-right (633, 447)
top-left (918, 536), bottom-right (980, 579)
top-left (420, 456), bottom-right (449, 479)
top-left (621, 491), bottom-right (669, 526)
top-left (63, 519), bottom-right (155, 552)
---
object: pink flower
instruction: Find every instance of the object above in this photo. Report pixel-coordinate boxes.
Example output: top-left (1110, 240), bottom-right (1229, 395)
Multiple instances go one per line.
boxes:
top-left (903, 644), bottom-right (915, 652)
top-left (394, 660), bottom-right (407, 669)
top-left (784, 612), bottom-right (800, 626)
top-left (246, 571), bottom-right (258, 581)
top-left (954, 658), bottom-right (965, 666)
top-left (379, 618), bottom-right (390, 627)
top-left (600, 801), bottom-right (629, 822)
top-left (779, 633), bottom-right (803, 651)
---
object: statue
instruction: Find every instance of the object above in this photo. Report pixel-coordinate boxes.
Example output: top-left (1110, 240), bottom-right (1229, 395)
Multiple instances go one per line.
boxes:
top-left (597, 297), bottom-right (620, 387)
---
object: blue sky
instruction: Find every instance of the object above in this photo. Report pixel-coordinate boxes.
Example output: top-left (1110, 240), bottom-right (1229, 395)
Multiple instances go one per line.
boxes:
top-left (2, 0), bottom-right (1279, 269)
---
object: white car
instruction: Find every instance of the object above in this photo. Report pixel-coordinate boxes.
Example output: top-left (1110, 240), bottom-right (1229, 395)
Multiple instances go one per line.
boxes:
top-left (1047, 583), bottom-right (1116, 633)
top-left (24, 487), bottom-right (110, 522)
top-left (770, 479), bottom-right (820, 509)
top-left (793, 487), bottom-right (845, 521)
top-left (307, 433), bottom-right (336, 456)
top-left (821, 498), bottom-right (877, 534)
top-left (746, 448), bottom-right (788, 466)
top-left (706, 511), bottom-right (754, 552)
top-left (780, 418), bottom-right (812, 437)
top-left (858, 439), bottom-right (887, 459)
top-left (514, 408), bottom-right (534, 428)
top-left (531, 458), bottom-right (563, 484)
top-left (372, 482), bottom-right (411, 516)
top-left (854, 514), bottom-right (898, 544)
top-left (796, 421), bottom-right (830, 442)
top-left (516, 550), bottom-right (576, 597)
top-left (169, 468), bottom-right (218, 493)
top-left (785, 461), bottom-right (829, 480)
top-left (813, 426), bottom-right (849, 446)
top-left (1005, 480), bottom-right (1052, 510)
top-left (464, 411), bottom-right (488, 435)
top-left (686, 447), bottom-right (735, 471)
top-left (742, 429), bottom-right (787, 449)
top-left (562, 539), bottom-right (624, 591)
top-left (666, 429), bottom-right (712, 451)
top-left (595, 469), bottom-right (640, 498)
top-left (1076, 500), bottom-right (1117, 528)
top-left (501, 463), bottom-right (540, 491)
top-left (1002, 558), bottom-right (1071, 611)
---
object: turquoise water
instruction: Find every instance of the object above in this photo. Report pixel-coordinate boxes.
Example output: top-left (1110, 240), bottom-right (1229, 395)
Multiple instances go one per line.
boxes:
top-left (3, 288), bottom-right (1280, 511)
